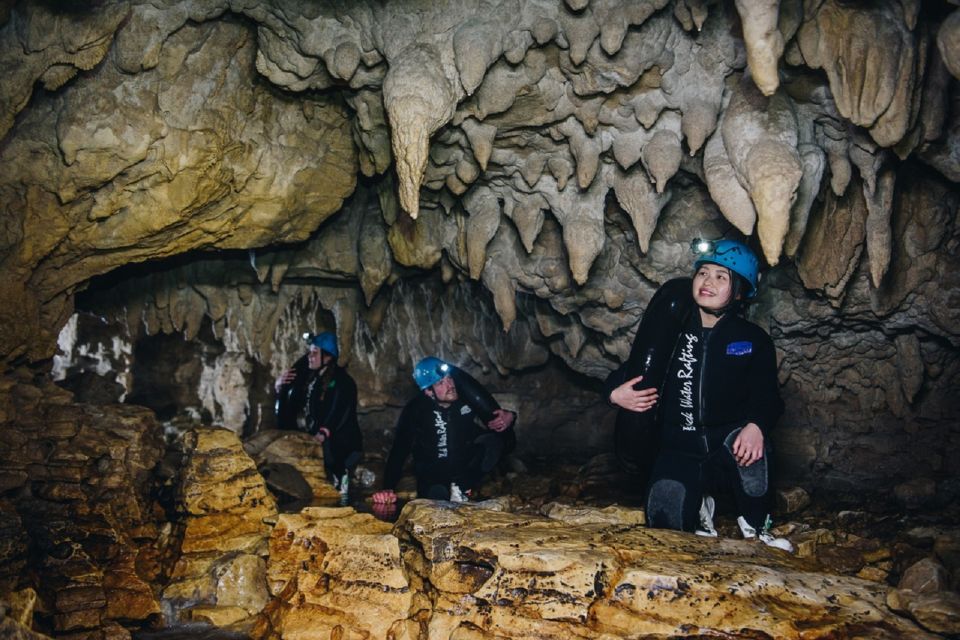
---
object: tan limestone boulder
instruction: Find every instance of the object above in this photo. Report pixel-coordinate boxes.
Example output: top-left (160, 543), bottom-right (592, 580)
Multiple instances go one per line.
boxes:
top-left (391, 501), bottom-right (934, 639)
top-left (163, 428), bottom-right (277, 625)
top-left (253, 506), bottom-right (410, 640)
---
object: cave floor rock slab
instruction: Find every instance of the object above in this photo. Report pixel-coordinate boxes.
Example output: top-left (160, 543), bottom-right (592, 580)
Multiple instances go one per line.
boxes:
top-left (391, 500), bottom-right (936, 639)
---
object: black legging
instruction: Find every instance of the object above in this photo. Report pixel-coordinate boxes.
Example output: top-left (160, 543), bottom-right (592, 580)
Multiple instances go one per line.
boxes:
top-left (646, 425), bottom-right (771, 532)
top-left (416, 429), bottom-right (516, 499)
top-left (322, 439), bottom-right (362, 480)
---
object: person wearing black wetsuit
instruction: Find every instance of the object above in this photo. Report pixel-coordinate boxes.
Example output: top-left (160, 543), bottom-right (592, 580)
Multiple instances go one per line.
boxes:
top-left (372, 357), bottom-right (516, 503)
top-left (606, 239), bottom-right (791, 551)
top-left (274, 332), bottom-right (363, 500)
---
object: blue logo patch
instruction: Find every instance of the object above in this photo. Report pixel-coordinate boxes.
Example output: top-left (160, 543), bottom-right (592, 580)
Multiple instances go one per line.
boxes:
top-left (726, 341), bottom-right (753, 356)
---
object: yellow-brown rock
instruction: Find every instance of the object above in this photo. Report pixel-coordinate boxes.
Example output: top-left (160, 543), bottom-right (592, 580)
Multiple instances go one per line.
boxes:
top-left (163, 428), bottom-right (277, 624)
top-left (247, 501), bottom-right (939, 639)
top-left (0, 374), bottom-right (165, 634)
top-left (449, 502), bottom-right (935, 638)
top-left (0, 13), bottom-right (356, 365)
top-left (253, 506), bottom-right (409, 640)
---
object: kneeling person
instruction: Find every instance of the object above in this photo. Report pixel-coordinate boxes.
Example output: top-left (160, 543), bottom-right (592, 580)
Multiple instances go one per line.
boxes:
top-left (372, 357), bottom-right (516, 504)
top-left (274, 331), bottom-right (363, 502)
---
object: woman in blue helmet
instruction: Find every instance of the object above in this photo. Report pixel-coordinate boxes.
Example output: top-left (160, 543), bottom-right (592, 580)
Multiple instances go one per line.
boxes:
top-left (372, 356), bottom-right (516, 504)
top-left (274, 331), bottom-right (363, 501)
top-left (604, 239), bottom-right (791, 551)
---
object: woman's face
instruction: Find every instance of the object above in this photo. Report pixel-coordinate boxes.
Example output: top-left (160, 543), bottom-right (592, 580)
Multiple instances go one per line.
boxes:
top-left (692, 263), bottom-right (736, 312)
top-left (307, 346), bottom-right (334, 370)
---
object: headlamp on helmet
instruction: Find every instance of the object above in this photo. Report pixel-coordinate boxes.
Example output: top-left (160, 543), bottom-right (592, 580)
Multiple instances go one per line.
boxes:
top-left (690, 238), bottom-right (714, 255)
top-left (304, 331), bottom-right (339, 359)
top-left (691, 238), bottom-right (760, 298)
top-left (413, 356), bottom-right (452, 390)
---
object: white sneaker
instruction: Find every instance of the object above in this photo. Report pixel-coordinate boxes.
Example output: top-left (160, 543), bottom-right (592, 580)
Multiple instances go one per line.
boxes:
top-left (738, 515), bottom-right (793, 553)
top-left (449, 483), bottom-right (468, 503)
top-left (335, 474), bottom-right (349, 505)
top-left (759, 531), bottom-right (795, 552)
top-left (695, 495), bottom-right (718, 537)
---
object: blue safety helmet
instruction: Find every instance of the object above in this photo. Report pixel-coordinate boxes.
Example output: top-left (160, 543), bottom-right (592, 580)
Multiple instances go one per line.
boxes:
top-left (307, 332), bottom-right (339, 359)
top-left (413, 356), bottom-right (451, 390)
top-left (691, 238), bottom-right (760, 298)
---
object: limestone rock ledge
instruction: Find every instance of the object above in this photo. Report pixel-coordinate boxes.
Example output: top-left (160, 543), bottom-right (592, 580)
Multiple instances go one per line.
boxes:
top-left (162, 428), bottom-right (278, 627)
top-left (253, 501), bottom-right (936, 639)
top-left (0, 373), bottom-right (166, 637)
top-left (252, 506), bottom-right (411, 640)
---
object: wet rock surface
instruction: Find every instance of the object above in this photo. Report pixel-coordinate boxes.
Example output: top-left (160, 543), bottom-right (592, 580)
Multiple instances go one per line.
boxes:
top-left (251, 499), bottom-right (945, 639)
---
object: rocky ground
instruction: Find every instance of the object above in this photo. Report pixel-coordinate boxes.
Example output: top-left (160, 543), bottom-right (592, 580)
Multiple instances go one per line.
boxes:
top-left (332, 449), bottom-right (960, 637)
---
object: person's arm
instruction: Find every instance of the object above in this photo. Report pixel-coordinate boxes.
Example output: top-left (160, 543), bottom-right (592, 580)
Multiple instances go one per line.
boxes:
top-left (450, 367), bottom-right (500, 423)
top-left (275, 355), bottom-right (310, 430)
top-left (275, 368), bottom-right (296, 392)
top-left (371, 489), bottom-right (397, 504)
top-left (382, 403), bottom-right (417, 491)
top-left (602, 278), bottom-right (691, 403)
top-left (609, 377), bottom-right (659, 412)
top-left (731, 422), bottom-right (764, 465)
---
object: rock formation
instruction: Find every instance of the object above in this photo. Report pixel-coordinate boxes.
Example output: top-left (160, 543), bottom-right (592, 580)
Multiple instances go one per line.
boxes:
top-left (251, 501), bottom-right (941, 639)
top-left (1, 0), bottom-right (960, 637)
top-left (0, 373), bottom-right (165, 635)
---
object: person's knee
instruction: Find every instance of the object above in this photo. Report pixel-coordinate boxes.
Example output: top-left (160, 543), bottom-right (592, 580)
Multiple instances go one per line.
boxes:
top-left (343, 450), bottom-right (362, 471)
top-left (646, 478), bottom-right (688, 530)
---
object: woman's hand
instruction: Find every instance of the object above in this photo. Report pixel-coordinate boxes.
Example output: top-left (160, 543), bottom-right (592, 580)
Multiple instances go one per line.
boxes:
top-left (731, 423), bottom-right (764, 466)
top-left (274, 368), bottom-right (296, 392)
top-left (609, 376), bottom-right (659, 412)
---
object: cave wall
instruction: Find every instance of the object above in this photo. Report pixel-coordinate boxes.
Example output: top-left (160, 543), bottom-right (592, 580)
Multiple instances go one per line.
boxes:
top-left (0, 0), bottom-right (959, 497)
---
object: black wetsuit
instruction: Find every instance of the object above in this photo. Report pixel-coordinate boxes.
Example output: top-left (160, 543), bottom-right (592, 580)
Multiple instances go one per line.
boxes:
top-left (276, 364), bottom-right (363, 480)
top-left (382, 393), bottom-right (516, 500)
top-left (604, 278), bottom-right (693, 485)
top-left (605, 278), bottom-right (783, 532)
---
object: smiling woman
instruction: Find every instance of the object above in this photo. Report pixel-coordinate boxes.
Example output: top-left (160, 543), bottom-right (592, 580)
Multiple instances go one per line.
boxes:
top-left (2, 0), bottom-right (960, 636)
top-left (607, 238), bottom-right (790, 549)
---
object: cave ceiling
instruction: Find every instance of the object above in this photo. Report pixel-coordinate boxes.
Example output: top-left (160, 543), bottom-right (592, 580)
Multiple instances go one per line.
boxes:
top-left (0, 0), bottom-right (958, 385)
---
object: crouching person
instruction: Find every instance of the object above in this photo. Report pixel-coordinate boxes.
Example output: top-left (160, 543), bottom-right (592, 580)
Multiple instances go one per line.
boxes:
top-left (372, 357), bottom-right (515, 505)
top-left (607, 239), bottom-right (792, 551)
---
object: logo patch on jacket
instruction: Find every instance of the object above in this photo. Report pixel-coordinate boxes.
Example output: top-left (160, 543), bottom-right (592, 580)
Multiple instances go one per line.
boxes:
top-left (726, 341), bottom-right (753, 356)
top-left (460, 405), bottom-right (473, 415)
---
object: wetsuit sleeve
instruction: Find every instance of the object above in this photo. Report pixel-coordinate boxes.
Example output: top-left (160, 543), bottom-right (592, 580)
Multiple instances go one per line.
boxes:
top-left (450, 367), bottom-right (500, 423)
top-left (383, 402), bottom-right (417, 490)
top-left (603, 278), bottom-right (692, 400)
top-left (745, 332), bottom-right (784, 435)
top-left (275, 355), bottom-right (310, 430)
